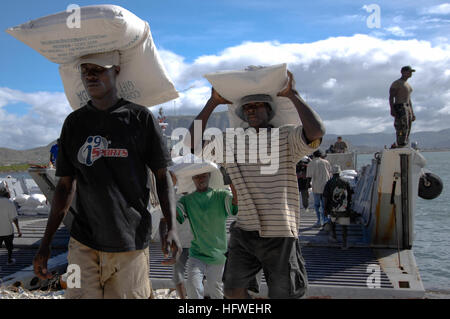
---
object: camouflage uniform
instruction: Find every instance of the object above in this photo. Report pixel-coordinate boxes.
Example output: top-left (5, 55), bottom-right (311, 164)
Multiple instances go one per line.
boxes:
top-left (390, 75), bottom-right (414, 147)
top-left (393, 103), bottom-right (413, 147)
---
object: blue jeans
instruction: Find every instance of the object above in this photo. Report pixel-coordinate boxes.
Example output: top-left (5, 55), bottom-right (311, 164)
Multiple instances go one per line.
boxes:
top-left (313, 193), bottom-right (329, 225)
top-left (186, 256), bottom-right (224, 299)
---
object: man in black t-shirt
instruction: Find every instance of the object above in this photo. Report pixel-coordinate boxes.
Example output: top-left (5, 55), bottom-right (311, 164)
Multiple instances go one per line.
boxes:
top-left (33, 51), bottom-right (181, 299)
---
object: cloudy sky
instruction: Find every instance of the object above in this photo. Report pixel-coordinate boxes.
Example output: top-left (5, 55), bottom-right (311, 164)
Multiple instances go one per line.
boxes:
top-left (1, 0), bottom-right (450, 150)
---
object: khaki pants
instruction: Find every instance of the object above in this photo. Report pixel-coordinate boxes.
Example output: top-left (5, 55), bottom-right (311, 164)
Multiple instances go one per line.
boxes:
top-left (65, 237), bottom-right (151, 299)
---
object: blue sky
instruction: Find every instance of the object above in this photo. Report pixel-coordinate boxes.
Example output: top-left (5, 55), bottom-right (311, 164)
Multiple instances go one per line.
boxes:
top-left (1, 0), bottom-right (450, 149)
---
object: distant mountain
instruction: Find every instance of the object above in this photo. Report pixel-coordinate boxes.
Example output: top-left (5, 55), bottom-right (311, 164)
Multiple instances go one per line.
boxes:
top-left (0, 142), bottom-right (54, 166)
top-left (0, 112), bottom-right (448, 166)
top-left (322, 128), bottom-right (450, 153)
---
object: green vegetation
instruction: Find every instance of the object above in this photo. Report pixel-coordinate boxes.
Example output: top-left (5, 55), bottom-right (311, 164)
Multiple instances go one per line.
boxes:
top-left (0, 163), bottom-right (32, 173)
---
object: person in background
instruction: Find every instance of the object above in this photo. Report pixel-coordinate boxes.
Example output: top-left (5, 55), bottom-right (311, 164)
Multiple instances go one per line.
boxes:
top-left (306, 149), bottom-right (332, 229)
top-left (0, 182), bottom-right (22, 266)
top-left (333, 136), bottom-right (348, 153)
top-left (296, 157), bottom-right (311, 211)
top-left (175, 172), bottom-right (238, 299)
top-left (389, 66), bottom-right (416, 147)
top-left (49, 139), bottom-right (60, 168)
top-left (326, 144), bottom-right (335, 154)
top-left (323, 165), bottom-right (353, 250)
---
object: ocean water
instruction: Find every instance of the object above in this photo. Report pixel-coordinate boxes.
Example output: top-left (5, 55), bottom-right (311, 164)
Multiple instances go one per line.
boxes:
top-left (357, 151), bottom-right (450, 293)
top-left (2, 151), bottom-right (449, 294)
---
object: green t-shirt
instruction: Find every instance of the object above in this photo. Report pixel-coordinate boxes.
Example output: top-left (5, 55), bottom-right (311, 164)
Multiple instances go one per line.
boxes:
top-left (176, 188), bottom-right (238, 264)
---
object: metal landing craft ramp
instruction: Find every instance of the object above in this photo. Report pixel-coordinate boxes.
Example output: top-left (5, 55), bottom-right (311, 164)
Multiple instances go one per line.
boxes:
top-left (149, 210), bottom-right (424, 298)
top-left (1, 210), bottom-right (423, 298)
top-left (1, 166), bottom-right (424, 298)
top-left (0, 211), bottom-right (423, 298)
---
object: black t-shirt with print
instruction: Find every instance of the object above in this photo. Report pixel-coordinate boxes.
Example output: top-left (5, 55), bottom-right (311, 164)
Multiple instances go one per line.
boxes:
top-left (56, 99), bottom-right (171, 252)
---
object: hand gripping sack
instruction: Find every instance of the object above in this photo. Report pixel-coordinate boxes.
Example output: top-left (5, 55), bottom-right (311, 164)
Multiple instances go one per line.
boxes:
top-left (204, 64), bottom-right (301, 128)
top-left (6, 5), bottom-right (178, 109)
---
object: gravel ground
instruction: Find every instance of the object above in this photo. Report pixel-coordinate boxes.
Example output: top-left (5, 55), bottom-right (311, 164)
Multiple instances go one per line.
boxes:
top-left (0, 286), bottom-right (180, 299)
top-left (1, 286), bottom-right (447, 299)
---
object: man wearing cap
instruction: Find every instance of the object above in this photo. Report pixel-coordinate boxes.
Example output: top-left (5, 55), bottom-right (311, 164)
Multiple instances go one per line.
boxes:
top-left (188, 71), bottom-right (325, 299)
top-left (333, 136), bottom-right (348, 153)
top-left (32, 51), bottom-right (181, 299)
top-left (323, 165), bottom-right (353, 249)
top-left (389, 66), bottom-right (416, 147)
top-left (0, 182), bottom-right (22, 266)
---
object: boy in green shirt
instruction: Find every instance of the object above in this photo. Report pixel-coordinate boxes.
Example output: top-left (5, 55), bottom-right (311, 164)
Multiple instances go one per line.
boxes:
top-left (176, 172), bottom-right (237, 299)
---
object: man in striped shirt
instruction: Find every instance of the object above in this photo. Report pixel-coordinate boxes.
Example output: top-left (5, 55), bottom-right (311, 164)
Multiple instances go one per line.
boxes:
top-left (188, 71), bottom-right (325, 299)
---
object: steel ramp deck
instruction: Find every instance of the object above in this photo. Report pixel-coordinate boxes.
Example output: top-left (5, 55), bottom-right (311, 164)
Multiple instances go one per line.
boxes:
top-left (1, 213), bottom-right (398, 297)
top-left (0, 217), bottom-right (68, 281)
top-left (148, 211), bottom-right (393, 292)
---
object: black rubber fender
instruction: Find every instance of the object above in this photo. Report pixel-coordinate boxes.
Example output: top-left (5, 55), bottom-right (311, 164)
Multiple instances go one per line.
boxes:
top-left (418, 172), bottom-right (443, 200)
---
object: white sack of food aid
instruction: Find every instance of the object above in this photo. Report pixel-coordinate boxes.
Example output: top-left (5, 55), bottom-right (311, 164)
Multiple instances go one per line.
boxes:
top-left (13, 194), bottom-right (30, 206)
top-left (170, 154), bottom-right (227, 194)
top-left (18, 207), bottom-right (38, 216)
top-left (7, 5), bottom-right (179, 110)
top-left (20, 194), bottom-right (46, 208)
top-left (59, 25), bottom-right (178, 110)
top-left (6, 5), bottom-right (147, 64)
top-left (36, 205), bottom-right (51, 216)
top-left (342, 170), bottom-right (358, 177)
top-left (204, 63), bottom-right (300, 128)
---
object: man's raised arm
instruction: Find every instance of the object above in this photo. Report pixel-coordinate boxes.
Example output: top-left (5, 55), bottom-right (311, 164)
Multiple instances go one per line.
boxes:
top-left (187, 88), bottom-right (231, 154)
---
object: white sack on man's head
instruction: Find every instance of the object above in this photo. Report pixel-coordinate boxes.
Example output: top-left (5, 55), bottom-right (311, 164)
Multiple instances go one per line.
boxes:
top-left (169, 154), bottom-right (227, 194)
top-left (204, 63), bottom-right (301, 128)
top-left (6, 5), bottom-right (178, 110)
top-left (6, 5), bottom-right (147, 64)
top-left (59, 24), bottom-right (178, 110)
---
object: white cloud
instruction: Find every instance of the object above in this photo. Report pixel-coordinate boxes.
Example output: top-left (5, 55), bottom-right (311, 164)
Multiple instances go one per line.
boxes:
top-left (161, 34), bottom-right (450, 136)
top-left (421, 3), bottom-right (450, 15)
top-left (385, 26), bottom-right (414, 37)
top-left (0, 88), bottom-right (72, 150)
top-left (322, 78), bottom-right (337, 89)
top-left (2, 34), bottom-right (450, 149)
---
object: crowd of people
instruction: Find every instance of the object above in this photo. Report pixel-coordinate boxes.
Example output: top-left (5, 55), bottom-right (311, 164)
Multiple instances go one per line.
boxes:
top-left (296, 150), bottom-right (357, 249)
top-left (0, 47), bottom-right (411, 299)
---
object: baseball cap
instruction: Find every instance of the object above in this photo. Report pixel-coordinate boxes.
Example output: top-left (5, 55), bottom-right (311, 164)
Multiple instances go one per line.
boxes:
top-left (77, 51), bottom-right (120, 69)
top-left (235, 94), bottom-right (275, 122)
top-left (401, 66), bottom-right (416, 72)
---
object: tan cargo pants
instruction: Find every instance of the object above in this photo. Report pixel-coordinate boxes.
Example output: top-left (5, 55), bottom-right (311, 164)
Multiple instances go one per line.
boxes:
top-left (65, 237), bottom-right (151, 299)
